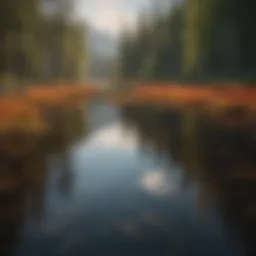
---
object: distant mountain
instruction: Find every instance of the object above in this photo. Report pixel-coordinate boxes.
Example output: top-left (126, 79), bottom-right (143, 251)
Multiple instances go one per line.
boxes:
top-left (87, 27), bottom-right (118, 79)
top-left (88, 27), bottom-right (118, 59)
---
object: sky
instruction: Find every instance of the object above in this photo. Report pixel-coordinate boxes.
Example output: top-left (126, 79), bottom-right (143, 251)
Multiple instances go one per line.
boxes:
top-left (75, 0), bottom-right (152, 37)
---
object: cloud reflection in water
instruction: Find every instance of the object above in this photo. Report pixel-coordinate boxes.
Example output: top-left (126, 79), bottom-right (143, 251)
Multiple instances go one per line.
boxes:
top-left (83, 122), bottom-right (138, 149)
top-left (140, 171), bottom-right (178, 197)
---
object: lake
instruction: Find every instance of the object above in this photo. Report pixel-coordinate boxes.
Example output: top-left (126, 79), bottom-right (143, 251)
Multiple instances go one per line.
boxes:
top-left (1, 100), bottom-right (254, 256)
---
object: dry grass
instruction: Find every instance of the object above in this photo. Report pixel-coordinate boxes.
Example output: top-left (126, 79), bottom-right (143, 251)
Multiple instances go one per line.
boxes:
top-left (0, 84), bottom-right (97, 135)
top-left (0, 83), bottom-right (255, 135)
top-left (113, 84), bottom-right (256, 127)
top-left (116, 84), bottom-right (256, 111)
top-left (0, 96), bottom-right (48, 133)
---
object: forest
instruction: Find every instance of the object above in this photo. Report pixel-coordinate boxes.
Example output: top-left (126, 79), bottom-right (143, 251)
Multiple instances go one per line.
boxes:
top-left (119, 0), bottom-right (256, 85)
top-left (0, 0), bottom-right (87, 91)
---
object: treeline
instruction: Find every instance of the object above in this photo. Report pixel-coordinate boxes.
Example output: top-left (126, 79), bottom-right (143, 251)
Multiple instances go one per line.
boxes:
top-left (0, 0), bottom-right (87, 90)
top-left (119, 0), bottom-right (256, 85)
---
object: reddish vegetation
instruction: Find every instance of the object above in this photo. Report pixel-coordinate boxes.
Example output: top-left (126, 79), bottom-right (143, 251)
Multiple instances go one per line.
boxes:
top-left (0, 83), bottom-right (255, 134)
top-left (131, 86), bottom-right (217, 107)
top-left (0, 84), bottom-right (98, 134)
top-left (114, 85), bottom-right (256, 114)
top-left (0, 96), bottom-right (45, 132)
top-left (26, 84), bottom-right (97, 107)
top-left (114, 84), bottom-right (256, 127)
top-left (129, 85), bottom-right (256, 108)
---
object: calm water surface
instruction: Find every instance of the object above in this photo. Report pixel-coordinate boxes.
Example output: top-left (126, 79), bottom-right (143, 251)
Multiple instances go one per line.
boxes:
top-left (2, 101), bottom-right (250, 256)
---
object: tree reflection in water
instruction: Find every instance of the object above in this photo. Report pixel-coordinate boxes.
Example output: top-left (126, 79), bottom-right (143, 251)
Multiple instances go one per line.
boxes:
top-left (0, 106), bottom-right (87, 256)
top-left (120, 104), bottom-right (256, 255)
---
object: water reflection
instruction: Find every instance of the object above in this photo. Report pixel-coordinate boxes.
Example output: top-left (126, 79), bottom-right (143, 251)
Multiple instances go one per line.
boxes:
top-left (0, 102), bottom-right (253, 256)
top-left (0, 106), bottom-right (87, 256)
top-left (140, 170), bottom-right (179, 197)
top-left (120, 104), bottom-right (256, 255)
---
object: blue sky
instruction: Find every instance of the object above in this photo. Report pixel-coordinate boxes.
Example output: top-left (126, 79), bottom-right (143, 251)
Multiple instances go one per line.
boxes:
top-left (75, 0), bottom-right (152, 36)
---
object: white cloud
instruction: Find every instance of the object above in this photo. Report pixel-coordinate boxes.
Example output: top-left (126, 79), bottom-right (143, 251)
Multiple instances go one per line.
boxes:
top-left (84, 9), bottom-right (137, 36)
top-left (75, 0), bottom-right (150, 36)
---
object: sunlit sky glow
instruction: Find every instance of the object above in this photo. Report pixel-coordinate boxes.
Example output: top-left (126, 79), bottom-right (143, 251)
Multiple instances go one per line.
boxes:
top-left (75, 0), bottom-right (152, 36)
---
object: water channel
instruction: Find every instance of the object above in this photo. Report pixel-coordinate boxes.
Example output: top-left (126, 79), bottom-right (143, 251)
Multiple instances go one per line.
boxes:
top-left (1, 100), bottom-right (254, 256)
